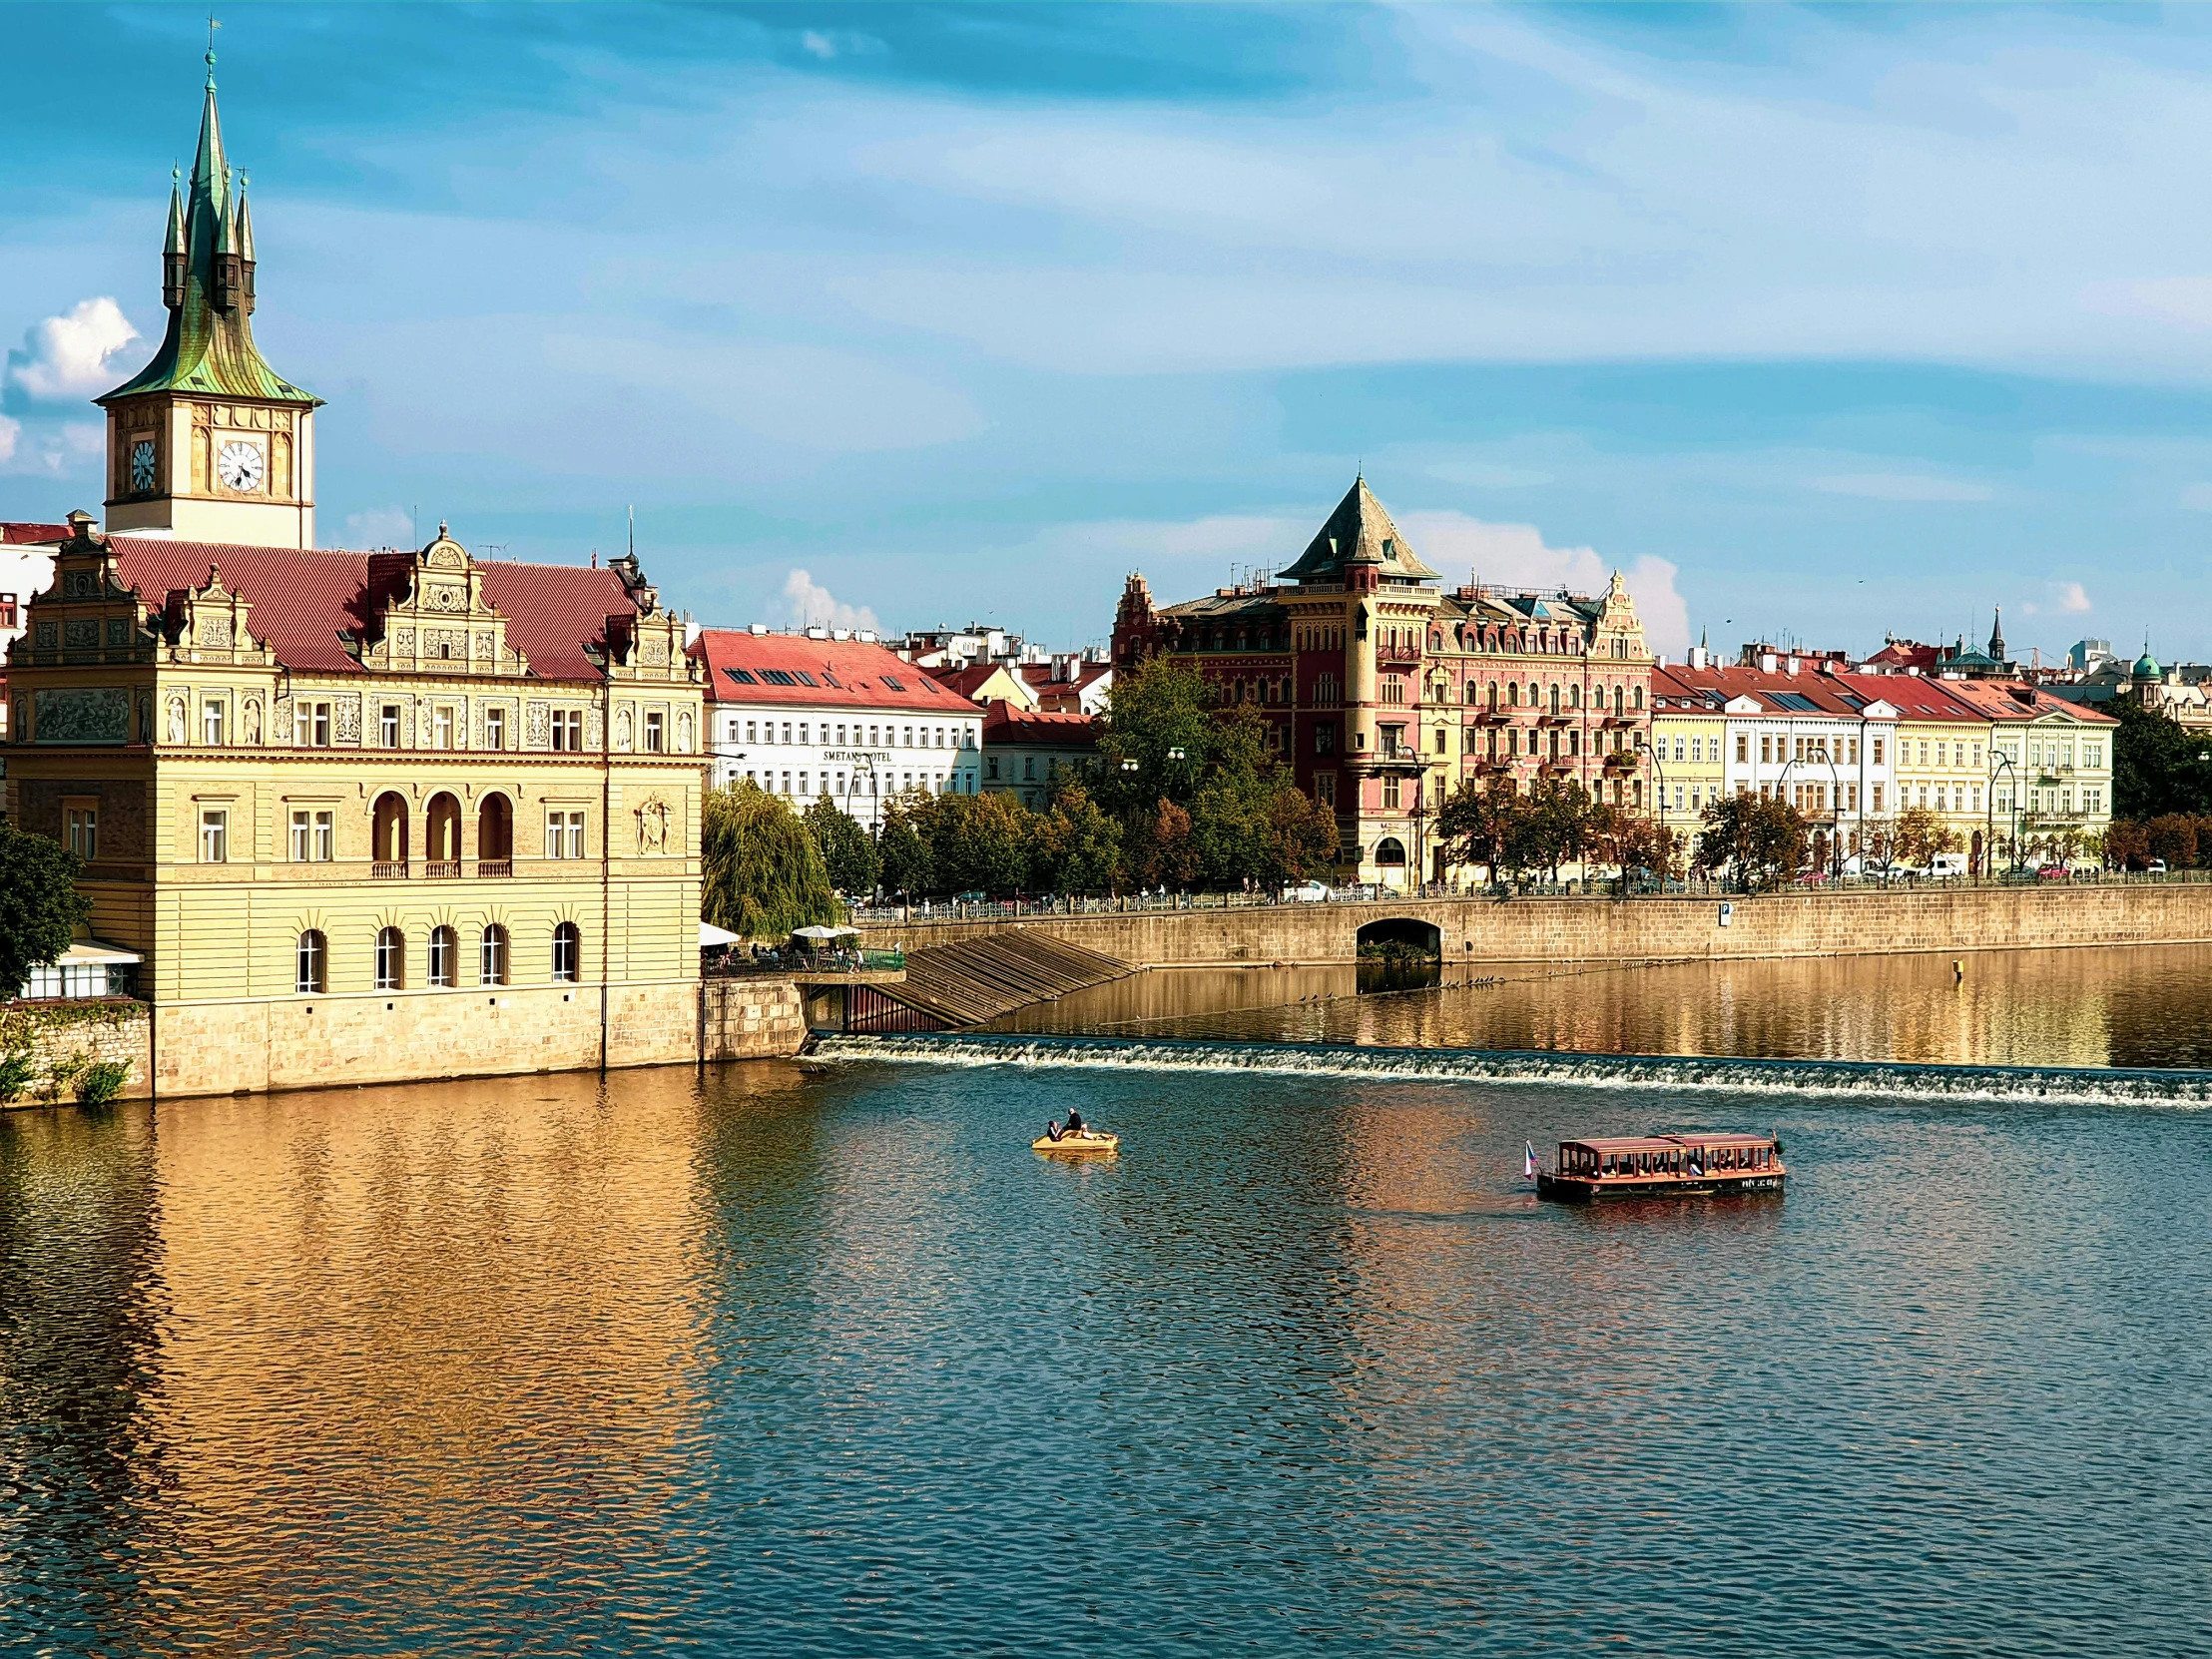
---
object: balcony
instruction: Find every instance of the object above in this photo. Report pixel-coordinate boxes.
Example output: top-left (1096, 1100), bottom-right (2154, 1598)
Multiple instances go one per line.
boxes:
top-left (476, 859), bottom-right (512, 878)
top-left (372, 860), bottom-right (409, 879)
top-left (424, 859), bottom-right (461, 879)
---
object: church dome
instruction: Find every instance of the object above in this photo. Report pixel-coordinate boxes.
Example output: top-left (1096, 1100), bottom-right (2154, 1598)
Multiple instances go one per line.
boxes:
top-left (2134, 648), bottom-right (2161, 679)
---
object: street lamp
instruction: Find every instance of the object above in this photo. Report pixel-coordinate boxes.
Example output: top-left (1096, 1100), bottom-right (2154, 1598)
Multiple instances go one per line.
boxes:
top-left (1636, 735), bottom-right (1667, 895)
top-left (1988, 752), bottom-right (2019, 875)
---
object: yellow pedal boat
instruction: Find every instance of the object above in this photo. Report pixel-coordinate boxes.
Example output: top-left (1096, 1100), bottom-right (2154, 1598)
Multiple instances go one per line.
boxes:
top-left (1032, 1129), bottom-right (1119, 1155)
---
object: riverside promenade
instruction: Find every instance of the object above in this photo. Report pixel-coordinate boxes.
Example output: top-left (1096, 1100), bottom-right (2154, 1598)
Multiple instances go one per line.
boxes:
top-left (851, 880), bottom-right (2212, 968)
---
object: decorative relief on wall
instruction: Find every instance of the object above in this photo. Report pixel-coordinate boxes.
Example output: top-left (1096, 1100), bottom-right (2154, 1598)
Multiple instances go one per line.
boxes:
top-left (586, 708), bottom-right (604, 750)
top-left (106, 618), bottom-right (131, 646)
top-left (201, 615), bottom-right (233, 649)
top-left (639, 639), bottom-right (670, 667)
top-left (525, 701), bottom-right (551, 748)
top-left (677, 711), bottom-right (695, 754)
top-left (64, 620), bottom-right (99, 651)
top-left (35, 622), bottom-right (59, 650)
top-left (425, 628), bottom-right (465, 659)
top-left (166, 695), bottom-right (187, 745)
top-left (393, 629), bottom-right (415, 656)
top-left (34, 688), bottom-right (132, 745)
top-left (332, 693), bottom-right (362, 744)
top-left (614, 708), bottom-right (634, 753)
top-left (474, 631), bottom-right (494, 658)
top-left (635, 797), bottom-right (672, 853)
top-left (243, 697), bottom-right (264, 746)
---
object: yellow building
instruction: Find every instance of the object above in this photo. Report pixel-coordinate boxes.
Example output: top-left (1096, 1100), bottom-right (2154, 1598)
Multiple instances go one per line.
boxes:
top-left (1646, 670), bottom-right (1729, 830)
top-left (3, 70), bottom-right (706, 1097)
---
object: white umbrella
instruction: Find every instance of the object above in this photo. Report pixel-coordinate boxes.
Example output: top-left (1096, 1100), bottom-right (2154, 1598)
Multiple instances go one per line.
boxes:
top-left (791, 924), bottom-right (860, 940)
top-left (699, 921), bottom-right (743, 948)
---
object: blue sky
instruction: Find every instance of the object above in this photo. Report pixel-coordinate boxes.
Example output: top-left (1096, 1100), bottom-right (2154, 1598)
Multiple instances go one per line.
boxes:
top-left (9, 3), bottom-right (2212, 661)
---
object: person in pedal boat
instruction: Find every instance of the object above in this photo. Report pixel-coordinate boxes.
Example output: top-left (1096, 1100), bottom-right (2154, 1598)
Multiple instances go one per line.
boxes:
top-left (1045, 1108), bottom-right (1088, 1141)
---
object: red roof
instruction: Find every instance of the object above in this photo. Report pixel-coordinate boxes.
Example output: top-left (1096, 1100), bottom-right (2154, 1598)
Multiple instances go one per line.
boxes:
top-left (691, 629), bottom-right (964, 713)
top-left (2, 522), bottom-right (70, 545)
top-left (1937, 678), bottom-right (2117, 727)
top-left (1651, 663), bottom-right (1868, 718)
top-left (100, 536), bottom-right (636, 681)
top-left (1831, 672), bottom-right (1983, 723)
top-left (980, 700), bottom-right (1097, 747)
top-left (924, 663), bottom-right (1020, 702)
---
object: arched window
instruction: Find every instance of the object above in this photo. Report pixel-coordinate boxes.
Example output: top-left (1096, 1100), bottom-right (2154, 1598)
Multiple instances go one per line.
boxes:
top-left (1375, 836), bottom-right (1407, 866)
top-left (425, 792), bottom-right (462, 872)
top-left (480, 924), bottom-right (509, 986)
top-left (477, 794), bottom-right (513, 873)
top-left (552, 922), bottom-right (581, 984)
top-left (1634, 687), bottom-right (1644, 711)
top-left (427, 924), bottom-right (457, 987)
top-left (1567, 685), bottom-right (1580, 709)
top-left (295, 929), bottom-right (326, 994)
top-left (1507, 684), bottom-right (1520, 708)
top-left (371, 792), bottom-right (408, 871)
top-left (374, 926), bottom-right (404, 990)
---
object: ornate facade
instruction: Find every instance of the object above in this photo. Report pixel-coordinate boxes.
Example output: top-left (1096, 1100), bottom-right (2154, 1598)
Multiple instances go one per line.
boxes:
top-left (1111, 478), bottom-right (1654, 883)
top-left (3, 70), bottom-right (706, 1096)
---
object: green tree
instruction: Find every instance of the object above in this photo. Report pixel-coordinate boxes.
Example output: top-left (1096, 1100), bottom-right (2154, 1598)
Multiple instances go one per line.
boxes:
top-left (804, 795), bottom-right (881, 896)
top-left (0, 826), bottom-right (93, 1000)
top-left (1521, 778), bottom-right (1606, 880)
top-left (876, 794), bottom-right (935, 897)
top-left (701, 782), bottom-right (841, 939)
top-left (2111, 701), bottom-right (2212, 821)
top-left (1127, 798), bottom-right (1198, 889)
top-left (1436, 777), bottom-right (1526, 887)
top-left (1034, 784), bottom-right (1125, 893)
top-left (1697, 794), bottom-right (1808, 891)
top-left (927, 791), bottom-right (1038, 895)
top-left (1892, 805), bottom-right (1957, 867)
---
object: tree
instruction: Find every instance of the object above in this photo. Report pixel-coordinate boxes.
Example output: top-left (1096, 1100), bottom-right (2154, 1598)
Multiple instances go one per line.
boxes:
top-left (2147, 813), bottom-right (2199, 870)
top-left (1696, 794), bottom-right (1807, 891)
top-left (1436, 777), bottom-right (1530, 887)
top-left (1520, 778), bottom-right (1606, 880)
top-left (927, 791), bottom-right (1038, 896)
top-left (1127, 798), bottom-right (1197, 889)
top-left (1035, 784), bottom-right (1125, 893)
top-left (1601, 811), bottom-right (1679, 886)
top-left (2103, 819), bottom-right (2151, 870)
top-left (701, 783), bottom-right (841, 939)
top-left (0, 827), bottom-right (93, 1000)
top-left (804, 795), bottom-right (880, 896)
top-left (1892, 805), bottom-right (1957, 867)
top-left (876, 794), bottom-right (935, 897)
top-left (2111, 701), bottom-right (2212, 821)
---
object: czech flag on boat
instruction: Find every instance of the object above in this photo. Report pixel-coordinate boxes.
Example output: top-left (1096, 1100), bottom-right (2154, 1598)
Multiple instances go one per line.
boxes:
top-left (1524, 1141), bottom-right (1537, 1179)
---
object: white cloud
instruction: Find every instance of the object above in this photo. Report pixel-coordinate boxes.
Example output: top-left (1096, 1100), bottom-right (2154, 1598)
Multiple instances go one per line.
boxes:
top-left (0, 414), bottom-right (18, 464)
top-left (2052, 580), bottom-right (2092, 614)
top-left (343, 506), bottom-right (417, 549)
top-left (800, 31), bottom-right (836, 60)
top-left (4, 297), bottom-right (138, 402)
top-left (782, 568), bottom-right (879, 632)
top-left (1809, 473), bottom-right (1994, 503)
top-left (1394, 510), bottom-right (1691, 657)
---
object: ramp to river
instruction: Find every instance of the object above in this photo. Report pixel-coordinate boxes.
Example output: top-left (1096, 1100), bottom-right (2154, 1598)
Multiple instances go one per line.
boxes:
top-left (888, 933), bottom-right (1134, 1027)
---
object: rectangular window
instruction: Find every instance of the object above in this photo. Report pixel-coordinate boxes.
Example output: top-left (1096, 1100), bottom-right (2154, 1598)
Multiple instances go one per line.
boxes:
top-left (485, 707), bottom-right (507, 752)
top-left (433, 707), bottom-right (454, 750)
top-left (1382, 776), bottom-right (1400, 810)
top-left (0, 594), bottom-right (14, 629)
top-left (1849, 785), bottom-right (1859, 812)
top-left (1316, 724), bottom-right (1336, 756)
top-left (552, 710), bottom-right (583, 752)
top-left (1873, 738), bottom-right (1885, 767)
top-left (66, 807), bottom-right (98, 861)
top-left (1760, 735), bottom-right (1772, 765)
top-left (290, 809), bottom-right (334, 861)
top-left (202, 700), bottom-right (226, 746)
top-left (381, 705), bottom-right (401, 747)
top-left (1873, 784), bottom-right (1885, 812)
top-left (294, 702), bottom-right (332, 747)
top-left (545, 810), bottom-right (586, 858)
top-left (1736, 734), bottom-right (1748, 765)
top-left (747, 721), bottom-right (759, 744)
top-left (644, 710), bottom-right (665, 753)
top-left (1317, 773), bottom-right (1336, 807)
top-left (200, 809), bottom-right (229, 862)
top-left (782, 723), bottom-right (793, 746)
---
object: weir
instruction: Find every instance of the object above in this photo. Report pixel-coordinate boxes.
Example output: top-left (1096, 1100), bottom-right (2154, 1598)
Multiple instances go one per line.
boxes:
top-left (811, 1030), bottom-right (2212, 1107)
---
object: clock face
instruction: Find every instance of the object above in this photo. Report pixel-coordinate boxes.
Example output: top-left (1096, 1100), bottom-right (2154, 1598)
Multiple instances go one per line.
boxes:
top-left (217, 439), bottom-right (266, 495)
top-left (130, 439), bottom-right (157, 492)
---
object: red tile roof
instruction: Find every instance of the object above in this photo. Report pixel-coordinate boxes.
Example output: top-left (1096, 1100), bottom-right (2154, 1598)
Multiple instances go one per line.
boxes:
top-left (981, 701), bottom-right (1097, 747)
top-left (2, 522), bottom-right (70, 545)
top-left (925, 664), bottom-right (1020, 701)
top-left (690, 629), bottom-right (966, 713)
top-left (1937, 678), bottom-right (2117, 726)
top-left (1651, 663), bottom-right (1868, 718)
top-left (1831, 672), bottom-right (1984, 723)
top-left (100, 536), bottom-right (637, 681)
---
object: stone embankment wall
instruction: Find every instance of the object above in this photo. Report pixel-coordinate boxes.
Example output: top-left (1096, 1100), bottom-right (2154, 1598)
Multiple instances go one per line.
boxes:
top-left (700, 977), bottom-right (809, 1062)
top-left (855, 884), bottom-right (2212, 968)
top-left (0, 1002), bottom-right (151, 1104)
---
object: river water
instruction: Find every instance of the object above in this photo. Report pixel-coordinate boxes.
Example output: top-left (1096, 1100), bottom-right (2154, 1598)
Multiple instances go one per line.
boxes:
top-left (4, 1008), bottom-right (2210, 1656)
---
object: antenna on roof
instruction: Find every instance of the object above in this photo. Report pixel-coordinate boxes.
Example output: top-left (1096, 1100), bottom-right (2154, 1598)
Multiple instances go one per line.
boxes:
top-left (628, 503), bottom-right (635, 562)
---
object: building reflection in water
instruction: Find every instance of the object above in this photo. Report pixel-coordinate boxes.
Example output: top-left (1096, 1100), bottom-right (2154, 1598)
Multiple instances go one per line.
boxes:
top-left (997, 944), bottom-right (2212, 1071)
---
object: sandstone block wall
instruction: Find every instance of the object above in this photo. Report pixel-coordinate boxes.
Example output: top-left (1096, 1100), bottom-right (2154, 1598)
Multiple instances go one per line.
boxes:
top-left (701, 977), bottom-right (808, 1061)
top-left (854, 884), bottom-right (2212, 968)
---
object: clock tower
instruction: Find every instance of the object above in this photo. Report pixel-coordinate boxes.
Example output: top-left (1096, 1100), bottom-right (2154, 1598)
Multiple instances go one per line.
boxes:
top-left (98, 49), bottom-right (320, 548)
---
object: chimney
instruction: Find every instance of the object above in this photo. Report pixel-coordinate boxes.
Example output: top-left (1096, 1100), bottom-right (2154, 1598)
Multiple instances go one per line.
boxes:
top-left (1786, 656), bottom-right (1799, 677)
top-left (1759, 651), bottom-right (1779, 674)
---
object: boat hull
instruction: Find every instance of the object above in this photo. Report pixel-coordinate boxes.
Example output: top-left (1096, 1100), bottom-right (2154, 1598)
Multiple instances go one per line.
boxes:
top-left (1033, 1132), bottom-right (1119, 1155)
top-left (1537, 1171), bottom-right (1784, 1203)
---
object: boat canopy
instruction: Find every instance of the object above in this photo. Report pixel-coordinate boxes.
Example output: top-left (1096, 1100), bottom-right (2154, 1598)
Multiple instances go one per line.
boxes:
top-left (1561, 1132), bottom-right (1774, 1155)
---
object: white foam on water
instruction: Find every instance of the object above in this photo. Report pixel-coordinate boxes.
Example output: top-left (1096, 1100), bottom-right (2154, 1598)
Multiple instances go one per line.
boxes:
top-left (811, 1032), bottom-right (2212, 1109)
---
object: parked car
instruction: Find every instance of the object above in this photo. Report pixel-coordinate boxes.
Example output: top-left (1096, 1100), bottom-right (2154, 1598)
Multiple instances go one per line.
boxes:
top-left (1930, 853), bottom-right (1968, 879)
top-left (2146, 859), bottom-right (2169, 875)
top-left (953, 890), bottom-right (987, 902)
top-left (1284, 879), bottom-right (1331, 903)
top-left (2037, 864), bottom-right (2070, 880)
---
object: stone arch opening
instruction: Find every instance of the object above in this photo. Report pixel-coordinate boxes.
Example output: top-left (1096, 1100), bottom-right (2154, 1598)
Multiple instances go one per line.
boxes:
top-left (371, 792), bottom-right (408, 867)
top-left (425, 792), bottom-right (462, 866)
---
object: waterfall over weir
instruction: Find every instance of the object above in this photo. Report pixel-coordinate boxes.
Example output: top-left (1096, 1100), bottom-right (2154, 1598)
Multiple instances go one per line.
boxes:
top-left (811, 1030), bottom-right (2212, 1108)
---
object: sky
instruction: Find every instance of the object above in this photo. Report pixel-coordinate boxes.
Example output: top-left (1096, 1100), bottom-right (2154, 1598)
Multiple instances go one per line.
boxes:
top-left (9, 3), bottom-right (2212, 663)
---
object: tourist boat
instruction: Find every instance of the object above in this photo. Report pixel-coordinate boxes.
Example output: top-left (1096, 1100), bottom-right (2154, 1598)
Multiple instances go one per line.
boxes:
top-left (1032, 1128), bottom-right (1119, 1155)
top-left (1535, 1132), bottom-right (1784, 1202)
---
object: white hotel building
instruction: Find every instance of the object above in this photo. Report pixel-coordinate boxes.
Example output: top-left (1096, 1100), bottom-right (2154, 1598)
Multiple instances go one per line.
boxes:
top-left (689, 627), bottom-right (983, 829)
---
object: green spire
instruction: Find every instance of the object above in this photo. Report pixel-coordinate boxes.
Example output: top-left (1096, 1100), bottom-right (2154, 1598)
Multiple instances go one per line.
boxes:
top-left (101, 65), bottom-right (316, 409)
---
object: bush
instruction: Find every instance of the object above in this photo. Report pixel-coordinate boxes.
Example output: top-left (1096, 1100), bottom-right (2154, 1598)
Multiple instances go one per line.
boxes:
top-left (73, 1060), bottom-right (129, 1107)
top-left (36, 1049), bottom-right (87, 1106)
top-left (0, 1045), bottom-right (34, 1104)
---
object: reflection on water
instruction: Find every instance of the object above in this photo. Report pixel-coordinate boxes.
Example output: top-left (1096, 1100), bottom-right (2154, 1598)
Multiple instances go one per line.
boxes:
top-left (994, 944), bottom-right (2212, 1070)
top-left (1, 1062), bottom-right (2210, 1654)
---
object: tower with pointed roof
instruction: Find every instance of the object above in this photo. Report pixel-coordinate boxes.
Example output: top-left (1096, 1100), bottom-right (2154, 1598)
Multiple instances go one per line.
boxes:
top-left (98, 44), bottom-right (320, 547)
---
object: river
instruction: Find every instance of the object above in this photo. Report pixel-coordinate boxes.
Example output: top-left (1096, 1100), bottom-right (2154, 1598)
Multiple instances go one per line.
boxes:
top-left (6, 948), bottom-right (2212, 1653)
